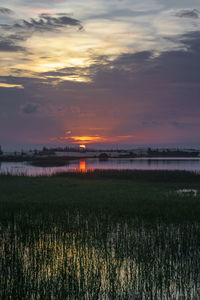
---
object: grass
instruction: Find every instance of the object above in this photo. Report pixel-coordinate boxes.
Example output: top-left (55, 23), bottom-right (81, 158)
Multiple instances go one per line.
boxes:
top-left (0, 170), bottom-right (200, 223)
top-left (1, 170), bottom-right (200, 299)
top-left (55, 168), bottom-right (200, 182)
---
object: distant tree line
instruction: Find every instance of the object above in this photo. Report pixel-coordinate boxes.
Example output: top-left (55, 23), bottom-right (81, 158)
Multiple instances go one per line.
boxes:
top-left (42, 146), bottom-right (81, 153)
top-left (147, 148), bottom-right (199, 157)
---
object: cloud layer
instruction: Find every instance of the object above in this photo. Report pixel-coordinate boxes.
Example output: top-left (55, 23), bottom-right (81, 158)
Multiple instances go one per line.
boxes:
top-left (4, 14), bottom-right (83, 32)
top-left (0, 0), bottom-right (200, 149)
top-left (176, 9), bottom-right (199, 19)
top-left (0, 7), bottom-right (14, 15)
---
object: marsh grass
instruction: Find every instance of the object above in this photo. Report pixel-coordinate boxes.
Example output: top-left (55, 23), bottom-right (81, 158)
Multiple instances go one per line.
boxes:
top-left (0, 171), bottom-right (200, 299)
top-left (55, 169), bottom-right (200, 183)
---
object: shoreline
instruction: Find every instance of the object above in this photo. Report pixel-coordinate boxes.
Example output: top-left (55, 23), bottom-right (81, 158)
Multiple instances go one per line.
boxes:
top-left (1, 169), bottom-right (200, 183)
top-left (1, 155), bottom-right (200, 163)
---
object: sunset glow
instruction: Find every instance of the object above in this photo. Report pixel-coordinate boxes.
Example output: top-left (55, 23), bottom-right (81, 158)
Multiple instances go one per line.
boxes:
top-left (1, 0), bottom-right (200, 149)
top-left (0, 83), bottom-right (24, 89)
top-left (50, 134), bottom-right (137, 146)
top-left (79, 160), bottom-right (86, 172)
top-left (72, 136), bottom-right (104, 144)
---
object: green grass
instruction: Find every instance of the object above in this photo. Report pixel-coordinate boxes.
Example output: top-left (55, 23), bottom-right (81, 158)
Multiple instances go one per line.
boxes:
top-left (0, 171), bottom-right (200, 223)
top-left (1, 171), bottom-right (200, 299)
top-left (55, 169), bottom-right (200, 183)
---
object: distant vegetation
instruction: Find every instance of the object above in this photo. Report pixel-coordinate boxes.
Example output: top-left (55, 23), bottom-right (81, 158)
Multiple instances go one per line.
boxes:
top-left (98, 152), bottom-right (109, 161)
top-left (147, 148), bottom-right (199, 157)
top-left (0, 145), bottom-right (200, 163)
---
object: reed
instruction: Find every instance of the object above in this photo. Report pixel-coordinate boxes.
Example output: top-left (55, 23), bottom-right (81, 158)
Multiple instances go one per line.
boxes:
top-left (0, 173), bottom-right (200, 299)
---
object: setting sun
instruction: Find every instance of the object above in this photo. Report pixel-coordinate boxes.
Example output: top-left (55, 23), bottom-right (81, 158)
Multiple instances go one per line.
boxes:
top-left (79, 144), bottom-right (86, 149)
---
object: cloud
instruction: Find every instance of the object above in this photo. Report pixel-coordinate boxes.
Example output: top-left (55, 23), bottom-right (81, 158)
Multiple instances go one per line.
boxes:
top-left (2, 13), bottom-right (83, 32)
top-left (0, 83), bottom-right (24, 89)
top-left (108, 30), bottom-right (200, 86)
top-left (0, 7), bottom-right (14, 15)
top-left (1, 28), bottom-right (200, 147)
top-left (22, 103), bottom-right (39, 114)
top-left (180, 31), bottom-right (200, 52)
top-left (176, 9), bottom-right (199, 19)
top-left (113, 51), bottom-right (153, 69)
top-left (86, 8), bottom-right (161, 20)
top-left (0, 38), bottom-right (26, 52)
top-left (0, 12), bottom-right (82, 56)
top-left (170, 121), bottom-right (197, 129)
top-left (51, 134), bottom-right (136, 145)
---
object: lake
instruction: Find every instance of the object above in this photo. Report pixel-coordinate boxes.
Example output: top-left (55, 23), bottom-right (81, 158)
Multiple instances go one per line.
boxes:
top-left (1, 157), bottom-right (200, 176)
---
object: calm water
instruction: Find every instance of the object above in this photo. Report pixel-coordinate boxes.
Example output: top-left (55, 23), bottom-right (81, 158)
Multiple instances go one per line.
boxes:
top-left (1, 157), bottom-right (200, 176)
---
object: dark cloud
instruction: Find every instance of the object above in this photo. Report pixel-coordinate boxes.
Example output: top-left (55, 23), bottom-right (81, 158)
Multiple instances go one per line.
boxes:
top-left (180, 31), bottom-right (200, 52)
top-left (170, 121), bottom-right (197, 129)
top-left (0, 37), bottom-right (26, 52)
top-left (22, 103), bottom-right (39, 114)
top-left (0, 13), bottom-right (82, 55)
top-left (86, 8), bottom-right (161, 20)
top-left (87, 29), bottom-right (200, 138)
top-left (176, 9), bottom-right (199, 19)
top-left (7, 34), bottom-right (27, 41)
top-left (2, 14), bottom-right (83, 32)
top-left (0, 7), bottom-right (14, 15)
top-left (41, 66), bottom-right (85, 78)
top-left (113, 51), bottom-right (153, 69)
top-left (108, 30), bottom-right (200, 87)
top-left (1, 30), bottom-right (200, 147)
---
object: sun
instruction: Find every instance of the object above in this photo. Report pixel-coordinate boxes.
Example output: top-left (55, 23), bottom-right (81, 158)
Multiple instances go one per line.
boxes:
top-left (79, 144), bottom-right (86, 150)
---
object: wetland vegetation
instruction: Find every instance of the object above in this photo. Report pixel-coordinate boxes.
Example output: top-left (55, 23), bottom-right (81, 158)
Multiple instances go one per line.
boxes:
top-left (1, 170), bottom-right (200, 299)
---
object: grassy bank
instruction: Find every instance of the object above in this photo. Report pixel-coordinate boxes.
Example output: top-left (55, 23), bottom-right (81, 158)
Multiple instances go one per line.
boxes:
top-left (1, 170), bottom-right (200, 223)
top-left (55, 169), bottom-right (200, 183)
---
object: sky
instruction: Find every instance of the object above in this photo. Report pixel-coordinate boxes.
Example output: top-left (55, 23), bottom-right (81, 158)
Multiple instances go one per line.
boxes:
top-left (0, 0), bottom-right (200, 150)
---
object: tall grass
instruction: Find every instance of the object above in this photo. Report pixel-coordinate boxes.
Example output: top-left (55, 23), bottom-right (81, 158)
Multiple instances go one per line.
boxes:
top-left (0, 173), bottom-right (200, 299)
top-left (55, 169), bottom-right (200, 183)
top-left (1, 213), bottom-right (200, 300)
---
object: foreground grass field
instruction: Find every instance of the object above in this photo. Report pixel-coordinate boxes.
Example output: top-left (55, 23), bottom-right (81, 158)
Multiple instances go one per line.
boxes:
top-left (1, 170), bottom-right (200, 222)
top-left (1, 171), bottom-right (200, 299)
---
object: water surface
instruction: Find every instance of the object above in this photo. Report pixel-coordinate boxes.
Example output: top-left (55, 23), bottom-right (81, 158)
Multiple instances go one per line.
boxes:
top-left (1, 157), bottom-right (200, 176)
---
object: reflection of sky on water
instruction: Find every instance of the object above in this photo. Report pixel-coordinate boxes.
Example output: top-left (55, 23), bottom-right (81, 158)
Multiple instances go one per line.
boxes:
top-left (1, 158), bottom-right (200, 176)
top-left (2, 220), bottom-right (199, 299)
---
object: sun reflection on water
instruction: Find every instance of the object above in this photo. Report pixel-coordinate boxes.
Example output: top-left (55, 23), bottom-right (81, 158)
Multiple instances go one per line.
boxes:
top-left (79, 160), bottom-right (87, 172)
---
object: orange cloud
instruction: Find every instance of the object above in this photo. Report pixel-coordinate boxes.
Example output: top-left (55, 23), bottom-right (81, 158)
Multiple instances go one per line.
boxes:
top-left (0, 83), bottom-right (24, 89)
top-left (49, 134), bottom-right (136, 144)
top-left (70, 136), bottom-right (105, 144)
